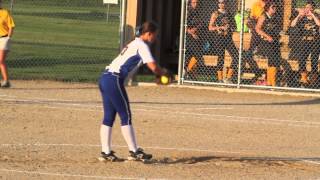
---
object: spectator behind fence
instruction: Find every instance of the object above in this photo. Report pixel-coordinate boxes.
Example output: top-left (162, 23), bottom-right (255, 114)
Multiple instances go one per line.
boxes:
top-left (287, 10), bottom-right (301, 60)
top-left (243, 0), bottom-right (267, 84)
top-left (255, 1), bottom-right (281, 87)
top-left (208, 0), bottom-right (239, 84)
top-left (290, 1), bottom-right (320, 87)
top-left (234, 10), bottom-right (249, 33)
top-left (185, 0), bottom-right (204, 78)
top-left (246, 0), bottom-right (266, 54)
top-left (0, 0), bottom-right (14, 88)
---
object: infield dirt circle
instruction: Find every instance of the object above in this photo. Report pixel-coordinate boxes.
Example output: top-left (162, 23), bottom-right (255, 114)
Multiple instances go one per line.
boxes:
top-left (0, 80), bottom-right (320, 179)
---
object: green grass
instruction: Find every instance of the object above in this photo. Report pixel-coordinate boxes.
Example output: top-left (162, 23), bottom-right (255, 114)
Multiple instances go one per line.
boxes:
top-left (295, 0), bottom-right (320, 8)
top-left (15, 0), bottom-right (120, 8)
top-left (7, 2), bottom-right (121, 82)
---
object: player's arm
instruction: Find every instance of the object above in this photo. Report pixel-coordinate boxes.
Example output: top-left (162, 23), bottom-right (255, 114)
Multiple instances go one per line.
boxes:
top-left (7, 12), bottom-right (15, 38)
top-left (146, 61), bottom-right (164, 76)
top-left (139, 42), bottom-right (165, 76)
top-left (290, 11), bottom-right (303, 27)
top-left (255, 15), bottom-right (273, 42)
top-left (311, 13), bottom-right (320, 26)
top-left (208, 12), bottom-right (219, 31)
top-left (8, 28), bottom-right (14, 37)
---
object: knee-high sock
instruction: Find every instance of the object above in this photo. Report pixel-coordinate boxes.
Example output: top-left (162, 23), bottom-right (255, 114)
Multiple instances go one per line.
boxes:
top-left (187, 56), bottom-right (197, 72)
top-left (217, 71), bottom-right (223, 81)
top-left (121, 125), bottom-right (138, 152)
top-left (268, 67), bottom-right (277, 86)
top-left (227, 69), bottom-right (234, 79)
top-left (300, 72), bottom-right (308, 83)
top-left (100, 125), bottom-right (112, 154)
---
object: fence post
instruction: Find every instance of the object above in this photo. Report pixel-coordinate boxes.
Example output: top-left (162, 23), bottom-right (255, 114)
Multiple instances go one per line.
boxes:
top-left (119, 0), bottom-right (127, 51)
top-left (178, 0), bottom-right (187, 85)
top-left (237, 0), bottom-right (245, 89)
top-left (106, 4), bottom-right (110, 23)
top-left (10, 0), bottom-right (14, 13)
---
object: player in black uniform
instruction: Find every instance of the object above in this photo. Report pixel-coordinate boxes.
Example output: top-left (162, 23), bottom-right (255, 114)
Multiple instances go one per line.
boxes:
top-left (290, 1), bottom-right (320, 87)
top-left (208, 0), bottom-right (239, 84)
top-left (256, 1), bottom-right (281, 87)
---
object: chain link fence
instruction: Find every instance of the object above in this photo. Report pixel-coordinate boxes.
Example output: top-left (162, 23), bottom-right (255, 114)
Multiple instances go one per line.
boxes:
top-left (182, 0), bottom-right (320, 92)
top-left (5, 0), bottom-right (120, 82)
top-left (4, 0), bottom-right (320, 92)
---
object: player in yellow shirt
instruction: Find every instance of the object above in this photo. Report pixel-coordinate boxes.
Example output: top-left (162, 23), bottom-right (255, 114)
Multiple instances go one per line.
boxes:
top-left (244, 0), bottom-right (266, 84)
top-left (0, 0), bottom-right (15, 88)
top-left (251, 0), bottom-right (266, 19)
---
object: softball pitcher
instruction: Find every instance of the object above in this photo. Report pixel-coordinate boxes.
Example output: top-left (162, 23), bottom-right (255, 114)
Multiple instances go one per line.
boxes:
top-left (98, 22), bottom-right (165, 162)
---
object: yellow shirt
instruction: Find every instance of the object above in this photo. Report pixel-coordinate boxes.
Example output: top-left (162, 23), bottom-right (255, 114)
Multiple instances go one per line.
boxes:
top-left (0, 9), bottom-right (15, 36)
top-left (250, 0), bottom-right (264, 19)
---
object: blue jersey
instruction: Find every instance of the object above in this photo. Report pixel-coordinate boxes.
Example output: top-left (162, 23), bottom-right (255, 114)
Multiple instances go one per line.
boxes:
top-left (107, 37), bottom-right (155, 79)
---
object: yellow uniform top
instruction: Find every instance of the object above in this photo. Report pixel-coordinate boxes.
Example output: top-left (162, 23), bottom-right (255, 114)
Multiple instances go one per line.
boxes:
top-left (0, 9), bottom-right (15, 36)
top-left (250, 0), bottom-right (264, 19)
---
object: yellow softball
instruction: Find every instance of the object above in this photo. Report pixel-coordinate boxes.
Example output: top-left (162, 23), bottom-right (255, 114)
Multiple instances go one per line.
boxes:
top-left (160, 75), bottom-right (169, 84)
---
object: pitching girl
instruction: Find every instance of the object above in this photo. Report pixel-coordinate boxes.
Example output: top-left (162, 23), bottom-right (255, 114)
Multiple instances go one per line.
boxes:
top-left (98, 22), bottom-right (165, 161)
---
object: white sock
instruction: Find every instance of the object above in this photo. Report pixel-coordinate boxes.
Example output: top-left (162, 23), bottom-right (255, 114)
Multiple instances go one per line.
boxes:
top-left (100, 125), bottom-right (112, 154)
top-left (121, 125), bottom-right (138, 152)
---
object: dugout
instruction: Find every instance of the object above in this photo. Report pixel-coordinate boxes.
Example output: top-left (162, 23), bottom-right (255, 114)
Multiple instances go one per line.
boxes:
top-left (121, 0), bottom-right (294, 74)
top-left (121, 0), bottom-right (182, 73)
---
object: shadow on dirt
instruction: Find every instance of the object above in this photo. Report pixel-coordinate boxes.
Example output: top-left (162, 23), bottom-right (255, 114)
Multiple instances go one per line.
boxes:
top-left (148, 156), bottom-right (320, 166)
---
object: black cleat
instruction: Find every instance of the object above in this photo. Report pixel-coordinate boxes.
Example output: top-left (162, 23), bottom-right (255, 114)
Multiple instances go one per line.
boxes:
top-left (1, 81), bottom-right (10, 88)
top-left (98, 151), bottom-right (119, 162)
top-left (128, 148), bottom-right (152, 162)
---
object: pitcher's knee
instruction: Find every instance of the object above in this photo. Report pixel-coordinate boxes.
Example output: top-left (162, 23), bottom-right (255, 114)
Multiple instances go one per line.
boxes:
top-left (119, 114), bottom-right (132, 126)
top-left (102, 118), bottom-right (115, 127)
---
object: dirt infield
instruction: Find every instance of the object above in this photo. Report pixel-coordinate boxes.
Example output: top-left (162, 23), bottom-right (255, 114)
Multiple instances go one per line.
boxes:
top-left (0, 80), bottom-right (320, 180)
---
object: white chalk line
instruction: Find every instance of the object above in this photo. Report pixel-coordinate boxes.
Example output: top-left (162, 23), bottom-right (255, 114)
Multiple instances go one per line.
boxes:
top-left (1, 96), bottom-right (320, 128)
top-left (0, 168), bottom-right (154, 180)
top-left (132, 104), bottom-right (233, 110)
top-left (0, 143), bottom-right (242, 180)
top-left (0, 143), bottom-right (243, 155)
top-left (43, 105), bottom-right (103, 112)
top-left (40, 103), bottom-right (318, 126)
top-left (0, 94), bottom-right (16, 98)
top-left (131, 108), bottom-right (320, 128)
top-left (301, 160), bottom-right (320, 165)
top-left (0, 97), bottom-right (233, 110)
top-left (1, 143), bottom-right (320, 166)
top-left (136, 109), bottom-right (320, 127)
top-left (1, 98), bottom-right (99, 108)
top-left (33, 104), bottom-right (320, 128)
top-left (2, 90), bottom-right (320, 171)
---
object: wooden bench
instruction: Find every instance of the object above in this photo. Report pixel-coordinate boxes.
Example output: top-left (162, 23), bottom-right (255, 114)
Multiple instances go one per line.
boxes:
top-left (203, 55), bottom-right (318, 72)
top-left (232, 32), bottom-right (290, 50)
top-left (232, 32), bottom-right (251, 50)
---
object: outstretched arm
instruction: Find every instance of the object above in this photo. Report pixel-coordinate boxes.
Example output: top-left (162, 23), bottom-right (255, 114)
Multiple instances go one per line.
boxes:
top-left (146, 61), bottom-right (164, 76)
